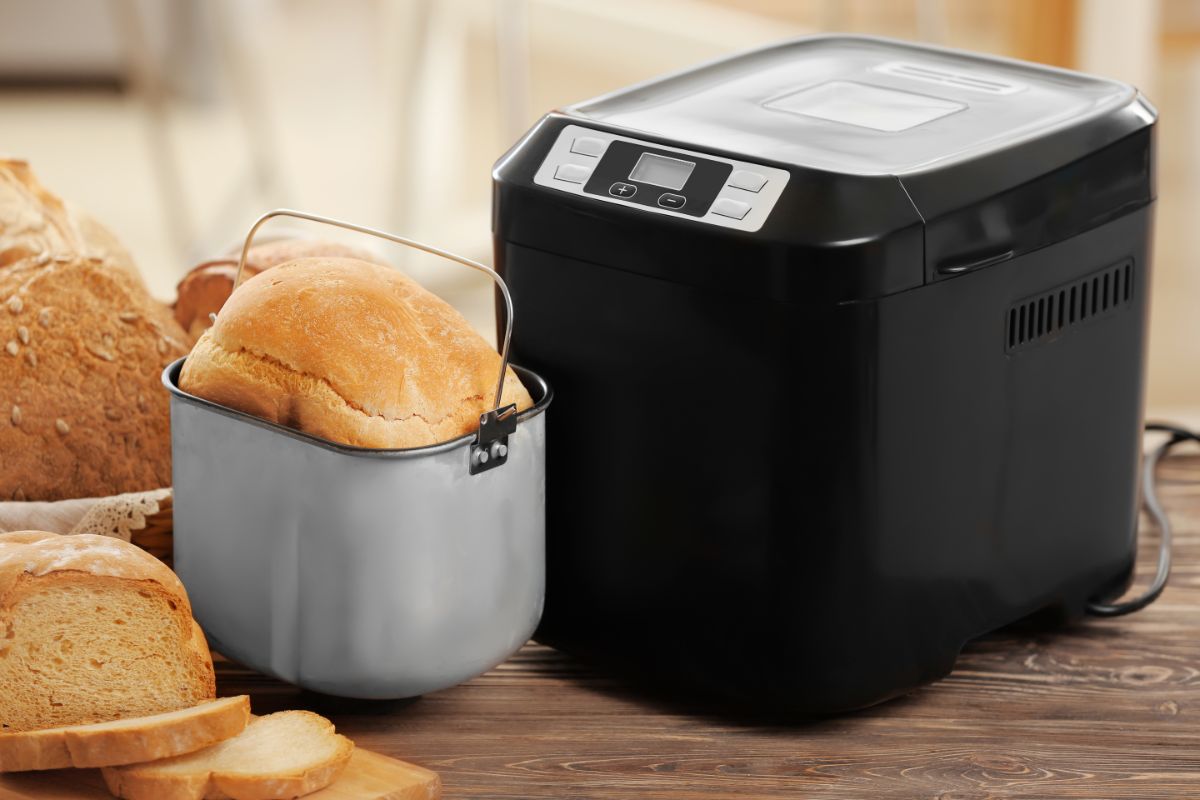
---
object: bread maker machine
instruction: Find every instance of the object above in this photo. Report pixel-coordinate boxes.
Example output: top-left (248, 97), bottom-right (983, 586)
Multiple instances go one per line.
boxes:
top-left (493, 35), bottom-right (1157, 712)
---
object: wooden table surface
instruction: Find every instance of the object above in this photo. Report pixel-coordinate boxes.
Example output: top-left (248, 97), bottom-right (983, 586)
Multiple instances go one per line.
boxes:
top-left (219, 455), bottom-right (1200, 799)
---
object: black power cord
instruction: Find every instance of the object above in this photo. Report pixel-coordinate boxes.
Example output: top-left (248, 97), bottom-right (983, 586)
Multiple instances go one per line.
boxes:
top-left (1086, 422), bottom-right (1200, 617)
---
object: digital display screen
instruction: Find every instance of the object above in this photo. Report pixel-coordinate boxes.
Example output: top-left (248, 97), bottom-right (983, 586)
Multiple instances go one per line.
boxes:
top-left (628, 152), bottom-right (696, 191)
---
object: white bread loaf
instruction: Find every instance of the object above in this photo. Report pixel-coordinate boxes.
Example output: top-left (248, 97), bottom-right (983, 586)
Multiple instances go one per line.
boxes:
top-left (0, 532), bottom-right (215, 734)
top-left (0, 695), bottom-right (249, 772)
top-left (179, 256), bottom-right (533, 449)
top-left (102, 711), bottom-right (354, 800)
top-left (173, 239), bottom-right (382, 340)
top-left (0, 159), bottom-right (189, 501)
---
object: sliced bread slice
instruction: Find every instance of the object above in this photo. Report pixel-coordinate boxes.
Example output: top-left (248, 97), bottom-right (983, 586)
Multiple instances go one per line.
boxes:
top-left (0, 695), bottom-right (249, 772)
top-left (102, 710), bottom-right (355, 800)
top-left (0, 532), bottom-right (216, 733)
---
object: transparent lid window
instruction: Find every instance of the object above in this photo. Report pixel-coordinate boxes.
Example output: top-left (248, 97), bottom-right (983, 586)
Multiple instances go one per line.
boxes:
top-left (570, 36), bottom-right (1135, 176)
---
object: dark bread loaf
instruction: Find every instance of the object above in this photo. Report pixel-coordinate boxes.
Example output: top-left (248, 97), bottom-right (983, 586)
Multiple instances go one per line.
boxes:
top-left (0, 160), bottom-right (189, 501)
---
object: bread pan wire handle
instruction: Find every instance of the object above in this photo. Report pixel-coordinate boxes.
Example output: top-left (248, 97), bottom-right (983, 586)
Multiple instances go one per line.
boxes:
top-left (227, 208), bottom-right (518, 475)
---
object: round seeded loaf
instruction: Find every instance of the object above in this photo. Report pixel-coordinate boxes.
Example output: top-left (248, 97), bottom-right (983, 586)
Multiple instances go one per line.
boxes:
top-left (0, 159), bottom-right (189, 501)
top-left (179, 256), bottom-right (534, 449)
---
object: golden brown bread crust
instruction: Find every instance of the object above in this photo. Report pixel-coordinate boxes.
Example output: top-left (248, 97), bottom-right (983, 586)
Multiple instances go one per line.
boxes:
top-left (173, 261), bottom-right (243, 342)
top-left (0, 159), bottom-right (189, 501)
top-left (240, 239), bottom-right (381, 273)
top-left (0, 530), bottom-right (187, 600)
top-left (72, 206), bottom-right (144, 286)
top-left (179, 257), bottom-right (533, 449)
top-left (0, 695), bottom-right (250, 772)
top-left (173, 239), bottom-right (381, 340)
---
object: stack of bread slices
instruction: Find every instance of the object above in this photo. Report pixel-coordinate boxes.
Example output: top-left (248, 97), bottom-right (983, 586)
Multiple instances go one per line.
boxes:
top-left (0, 531), bottom-right (353, 800)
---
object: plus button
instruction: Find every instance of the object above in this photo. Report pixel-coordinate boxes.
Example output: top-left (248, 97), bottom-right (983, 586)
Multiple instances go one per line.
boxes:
top-left (608, 181), bottom-right (638, 198)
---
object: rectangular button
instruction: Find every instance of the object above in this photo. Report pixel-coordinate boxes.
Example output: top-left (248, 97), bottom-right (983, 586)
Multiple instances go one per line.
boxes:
top-left (554, 164), bottom-right (592, 184)
top-left (711, 198), bottom-right (751, 220)
top-left (728, 170), bottom-right (767, 192)
top-left (570, 137), bottom-right (607, 157)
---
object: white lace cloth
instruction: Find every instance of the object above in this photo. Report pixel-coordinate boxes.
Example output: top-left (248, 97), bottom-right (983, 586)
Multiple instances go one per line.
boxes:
top-left (0, 488), bottom-right (170, 541)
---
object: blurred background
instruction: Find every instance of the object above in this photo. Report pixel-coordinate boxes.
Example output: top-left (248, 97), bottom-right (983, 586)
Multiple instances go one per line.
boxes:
top-left (0, 0), bottom-right (1196, 416)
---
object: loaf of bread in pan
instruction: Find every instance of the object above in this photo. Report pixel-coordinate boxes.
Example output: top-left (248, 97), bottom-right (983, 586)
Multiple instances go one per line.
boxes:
top-left (0, 531), bottom-right (216, 734)
top-left (179, 257), bottom-right (533, 449)
top-left (173, 239), bottom-right (382, 340)
top-left (0, 159), bottom-right (189, 501)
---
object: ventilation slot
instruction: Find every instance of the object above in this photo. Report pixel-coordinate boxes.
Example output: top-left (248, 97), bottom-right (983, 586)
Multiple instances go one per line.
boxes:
top-left (1006, 261), bottom-right (1133, 353)
top-left (875, 61), bottom-right (1024, 95)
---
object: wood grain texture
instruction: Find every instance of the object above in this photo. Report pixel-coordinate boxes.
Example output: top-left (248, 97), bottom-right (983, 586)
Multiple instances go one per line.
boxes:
top-left (0, 749), bottom-right (439, 800)
top-left (1009, 0), bottom-right (1078, 68)
top-left (211, 454), bottom-right (1200, 798)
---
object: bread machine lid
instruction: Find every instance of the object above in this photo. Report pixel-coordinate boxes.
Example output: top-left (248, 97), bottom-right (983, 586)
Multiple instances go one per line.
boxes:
top-left (568, 35), bottom-right (1139, 177)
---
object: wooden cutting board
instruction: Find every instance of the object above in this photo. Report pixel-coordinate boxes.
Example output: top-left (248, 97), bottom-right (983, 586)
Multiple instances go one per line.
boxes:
top-left (0, 748), bottom-right (440, 800)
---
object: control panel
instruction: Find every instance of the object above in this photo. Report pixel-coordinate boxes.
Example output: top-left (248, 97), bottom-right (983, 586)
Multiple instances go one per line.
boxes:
top-left (532, 124), bottom-right (790, 232)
